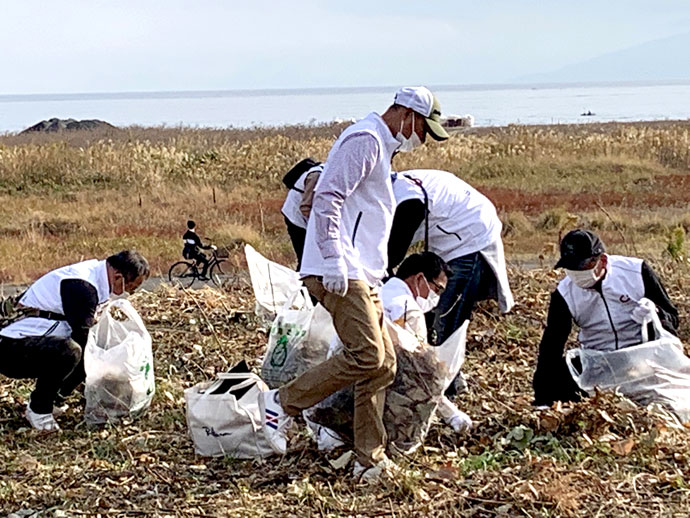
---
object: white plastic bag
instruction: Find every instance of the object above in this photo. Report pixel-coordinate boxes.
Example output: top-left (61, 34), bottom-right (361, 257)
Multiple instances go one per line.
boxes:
top-left (84, 299), bottom-right (155, 425)
top-left (261, 288), bottom-right (334, 388)
top-left (309, 319), bottom-right (451, 454)
top-left (185, 372), bottom-right (277, 458)
top-left (245, 244), bottom-right (302, 319)
top-left (566, 311), bottom-right (690, 422)
top-left (434, 320), bottom-right (468, 391)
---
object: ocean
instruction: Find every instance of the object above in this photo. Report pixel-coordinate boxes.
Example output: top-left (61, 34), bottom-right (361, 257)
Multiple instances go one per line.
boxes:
top-left (0, 81), bottom-right (689, 133)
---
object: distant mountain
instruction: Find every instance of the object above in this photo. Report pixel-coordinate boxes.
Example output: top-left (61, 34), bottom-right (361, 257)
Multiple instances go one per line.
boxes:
top-left (519, 31), bottom-right (690, 83)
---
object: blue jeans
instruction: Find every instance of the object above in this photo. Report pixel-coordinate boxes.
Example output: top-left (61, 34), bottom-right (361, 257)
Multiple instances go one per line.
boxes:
top-left (432, 252), bottom-right (494, 345)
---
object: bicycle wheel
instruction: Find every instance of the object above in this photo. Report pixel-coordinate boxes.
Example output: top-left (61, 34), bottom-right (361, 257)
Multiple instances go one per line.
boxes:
top-left (209, 260), bottom-right (227, 288)
top-left (168, 261), bottom-right (197, 288)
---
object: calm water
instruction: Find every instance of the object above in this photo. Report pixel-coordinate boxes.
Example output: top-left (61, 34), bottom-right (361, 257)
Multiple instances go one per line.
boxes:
top-left (0, 81), bottom-right (689, 133)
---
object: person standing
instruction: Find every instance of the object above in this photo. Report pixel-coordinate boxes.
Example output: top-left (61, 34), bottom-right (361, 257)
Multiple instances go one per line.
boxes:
top-left (0, 251), bottom-right (150, 431)
top-left (260, 87), bottom-right (449, 480)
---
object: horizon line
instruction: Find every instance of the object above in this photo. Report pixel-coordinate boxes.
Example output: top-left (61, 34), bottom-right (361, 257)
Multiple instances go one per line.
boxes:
top-left (2, 78), bottom-right (690, 103)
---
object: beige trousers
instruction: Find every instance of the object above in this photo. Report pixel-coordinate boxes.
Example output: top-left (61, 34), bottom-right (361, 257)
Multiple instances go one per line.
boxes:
top-left (279, 276), bottom-right (396, 466)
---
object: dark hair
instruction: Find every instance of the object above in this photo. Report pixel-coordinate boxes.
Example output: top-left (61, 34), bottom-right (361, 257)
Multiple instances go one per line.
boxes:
top-left (187, 220), bottom-right (196, 229)
top-left (395, 252), bottom-right (451, 282)
top-left (106, 250), bottom-right (150, 282)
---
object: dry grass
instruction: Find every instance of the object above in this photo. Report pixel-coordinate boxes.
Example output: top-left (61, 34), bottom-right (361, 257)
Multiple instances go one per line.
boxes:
top-left (2, 265), bottom-right (690, 517)
top-left (1, 121), bottom-right (690, 283)
top-left (2, 120), bottom-right (690, 515)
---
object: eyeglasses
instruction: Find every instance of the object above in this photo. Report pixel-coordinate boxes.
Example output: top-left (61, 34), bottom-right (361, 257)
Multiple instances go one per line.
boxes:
top-left (429, 279), bottom-right (446, 294)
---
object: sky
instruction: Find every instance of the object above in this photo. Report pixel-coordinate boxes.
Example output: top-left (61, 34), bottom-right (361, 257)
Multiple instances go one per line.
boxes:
top-left (1, 0), bottom-right (689, 95)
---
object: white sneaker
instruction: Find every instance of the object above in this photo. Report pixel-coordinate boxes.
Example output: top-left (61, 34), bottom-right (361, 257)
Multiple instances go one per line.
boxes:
top-left (303, 412), bottom-right (345, 451)
top-left (25, 404), bottom-right (60, 432)
top-left (447, 410), bottom-right (473, 433)
top-left (353, 455), bottom-right (400, 483)
top-left (259, 389), bottom-right (292, 454)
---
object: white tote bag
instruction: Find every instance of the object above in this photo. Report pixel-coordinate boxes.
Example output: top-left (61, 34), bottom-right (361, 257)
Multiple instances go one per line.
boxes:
top-left (84, 299), bottom-right (155, 425)
top-left (566, 311), bottom-right (690, 422)
top-left (185, 372), bottom-right (277, 458)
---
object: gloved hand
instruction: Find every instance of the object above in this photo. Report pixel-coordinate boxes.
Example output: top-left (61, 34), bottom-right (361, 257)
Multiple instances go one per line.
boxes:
top-left (448, 410), bottom-right (473, 433)
top-left (631, 297), bottom-right (656, 324)
top-left (322, 257), bottom-right (348, 296)
top-left (210, 245), bottom-right (217, 250)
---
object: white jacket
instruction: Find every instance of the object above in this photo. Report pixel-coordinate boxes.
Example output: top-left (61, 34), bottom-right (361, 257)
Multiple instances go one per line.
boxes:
top-left (300, 113), bottom-right (399, 285)
top-left (557, 255), bottom-right (646, 352)
top-left (393, 169), bottom-right (502, 262)
top-left (0, 259), bottom-right (110, 339)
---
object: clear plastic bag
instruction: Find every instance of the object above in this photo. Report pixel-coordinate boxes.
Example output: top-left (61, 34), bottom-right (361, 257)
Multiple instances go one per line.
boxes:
top-left (566, 311), bottom-right (690, 422)
top-left (84, 299), bottom-right (155, 425)
top-left (308, 319), bottom-right (463, 454)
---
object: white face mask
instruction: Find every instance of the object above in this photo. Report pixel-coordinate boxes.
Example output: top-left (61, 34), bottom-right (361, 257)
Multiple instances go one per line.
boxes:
top-left (395, 112), bottom-right (422, 153)
top-left (565, 267), bottom-right (602, 289)
top-left (109, 276), bottom-right (130, 300)
top-left (415, 276), bottom-right (440, 313)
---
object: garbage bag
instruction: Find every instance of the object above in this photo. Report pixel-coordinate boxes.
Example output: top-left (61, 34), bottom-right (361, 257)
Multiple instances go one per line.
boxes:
top-left (261, 287), bottom-right (334, 389)
top-left (307, 319), bottom-right (465, 454)
top-left (566, 311), bottom-right (690, 422)
top-left (84, 299), bottom-right (155, 424)
top-left (245, 244), bottom-right (302, 319)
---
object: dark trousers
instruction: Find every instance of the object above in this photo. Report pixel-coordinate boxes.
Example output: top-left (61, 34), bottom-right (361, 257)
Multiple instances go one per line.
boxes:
top-left (190, 251), bottom-right (210, 276)
top-left (432, 252), bottom-right (496, 345)
top-left (0, 335), bottom-right (83, 414)
top-left (284, 216), bottom-right (306, 271)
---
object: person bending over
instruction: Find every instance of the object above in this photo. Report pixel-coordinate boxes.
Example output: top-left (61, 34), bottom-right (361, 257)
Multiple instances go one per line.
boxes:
top-left (533, 229), bottom-right (678, 407)
top-left (0, 250), bottom-right (150, 431)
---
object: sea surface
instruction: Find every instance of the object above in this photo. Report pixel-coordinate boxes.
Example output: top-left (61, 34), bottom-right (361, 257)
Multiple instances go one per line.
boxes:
top-left (1, 81), bottom-right (689, 133)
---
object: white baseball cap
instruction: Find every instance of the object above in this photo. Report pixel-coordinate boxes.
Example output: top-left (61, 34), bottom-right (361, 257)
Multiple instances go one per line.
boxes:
top-left (393, 86), bottom-right (449, 141)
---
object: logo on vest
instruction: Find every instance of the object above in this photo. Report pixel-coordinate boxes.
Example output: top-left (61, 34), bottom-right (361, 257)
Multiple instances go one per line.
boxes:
top-left (619, 295), bottom-right (630, 303)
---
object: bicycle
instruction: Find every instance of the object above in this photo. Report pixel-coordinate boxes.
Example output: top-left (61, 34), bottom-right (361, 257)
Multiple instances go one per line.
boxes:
top-left (168, 247), bottom-right (227, 288)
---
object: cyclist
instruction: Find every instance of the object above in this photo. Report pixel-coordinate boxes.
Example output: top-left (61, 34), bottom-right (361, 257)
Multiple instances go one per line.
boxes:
top-left (182, 220), bottom-right (215, 279)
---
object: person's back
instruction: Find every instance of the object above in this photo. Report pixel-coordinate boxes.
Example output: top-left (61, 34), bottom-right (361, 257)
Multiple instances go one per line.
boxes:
top-left (393, 169), bottom-right (501, 262)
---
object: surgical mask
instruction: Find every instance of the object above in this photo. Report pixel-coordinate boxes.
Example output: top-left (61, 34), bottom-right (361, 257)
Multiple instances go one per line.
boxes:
top-left (565, 267), bottom-right (602, 289)
top-left (416, 276), bottom-right (440, 313)
top-left (109, 276), bottom-right (130, 300)
top-left (395, 112), bottom-right (422, 153)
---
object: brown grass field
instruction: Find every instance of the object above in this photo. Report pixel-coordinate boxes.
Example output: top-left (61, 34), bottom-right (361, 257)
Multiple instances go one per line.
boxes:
top-left (1, 121), bottom-right (690, 517)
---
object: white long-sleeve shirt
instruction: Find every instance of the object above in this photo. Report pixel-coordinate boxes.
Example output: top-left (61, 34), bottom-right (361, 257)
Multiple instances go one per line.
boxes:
top-left (299, 113), bottom-right (399, 285)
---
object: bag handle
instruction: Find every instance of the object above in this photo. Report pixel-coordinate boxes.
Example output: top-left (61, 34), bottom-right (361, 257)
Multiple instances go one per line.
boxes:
top-left (280, 286), bottom-right (314, 314)
top-left (640, 305), bottom-right (679, 345)
top-left (201, 372), bottom-right (264, 395)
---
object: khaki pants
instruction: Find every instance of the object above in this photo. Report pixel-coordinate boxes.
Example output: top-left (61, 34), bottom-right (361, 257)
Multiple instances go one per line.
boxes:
top-left (279, 276), bottom-right (396, 466)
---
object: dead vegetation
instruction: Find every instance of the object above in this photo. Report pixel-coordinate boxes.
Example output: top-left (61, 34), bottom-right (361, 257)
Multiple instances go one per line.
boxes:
top-left (2, 262), bottom-right (690, 517)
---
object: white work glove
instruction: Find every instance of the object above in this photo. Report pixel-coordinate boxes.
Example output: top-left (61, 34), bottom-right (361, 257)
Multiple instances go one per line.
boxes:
top-left (322, 257), bottom-right (348, 296)
top-left (448, 410), bottom-right (473, 433)
top-left (631, 297), bottom-right (656, 325)
top-left (210, 245), bottom-right (217, 250)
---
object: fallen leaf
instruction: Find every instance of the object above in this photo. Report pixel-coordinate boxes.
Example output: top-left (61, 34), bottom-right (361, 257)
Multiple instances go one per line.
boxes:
top-left (612, 438), bottom-right (636, 456)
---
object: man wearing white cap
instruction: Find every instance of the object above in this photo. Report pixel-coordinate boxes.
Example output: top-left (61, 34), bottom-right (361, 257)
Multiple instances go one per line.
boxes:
top-left (260, 87), bottom-right (449, 480)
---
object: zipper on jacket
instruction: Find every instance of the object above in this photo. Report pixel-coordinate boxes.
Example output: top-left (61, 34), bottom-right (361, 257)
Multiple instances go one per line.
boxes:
top-left (351, 212), bottom-right (363, 244)
top-left (597, 290), bottom-right (619, 350)
top-left (437, 224), bottom-right (462, 243)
